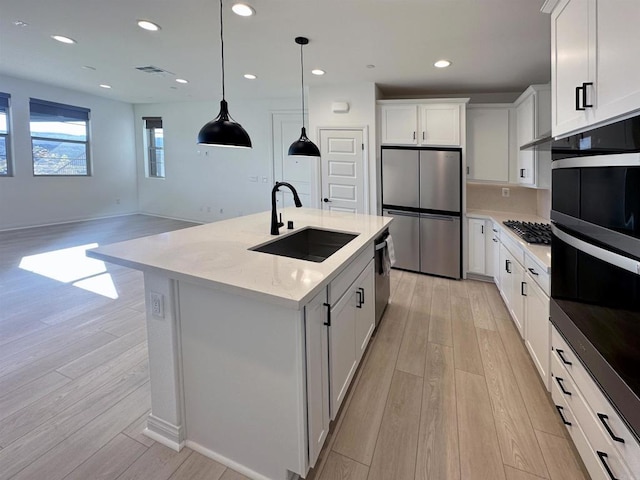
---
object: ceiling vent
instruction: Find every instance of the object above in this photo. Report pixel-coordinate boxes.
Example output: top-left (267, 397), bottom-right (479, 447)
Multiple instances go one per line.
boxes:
top-left (135, 65), bottom-right (174, 76)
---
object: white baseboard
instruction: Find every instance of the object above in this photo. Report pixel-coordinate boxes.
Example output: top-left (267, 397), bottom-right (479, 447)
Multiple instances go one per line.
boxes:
top-left (185, 440), bottom-right (298, 480)
top-left (144, 414), bottom-right (184, 451)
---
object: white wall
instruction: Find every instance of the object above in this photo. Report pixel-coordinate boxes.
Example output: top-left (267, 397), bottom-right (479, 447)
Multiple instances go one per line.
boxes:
top-left (0, 74), bottom-right (137, 230)
top-left (308, 83), bottom-right (378, 214)
top-left (134, 96), bottom-right (299, 223)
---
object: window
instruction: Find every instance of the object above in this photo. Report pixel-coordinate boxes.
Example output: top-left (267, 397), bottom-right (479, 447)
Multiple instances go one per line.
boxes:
top-left (0, 93), bottom-right (11, 176)
top-left (144, 117), bottom-right (164, 178)
top-left (29, 98), bottom-right (90, 176)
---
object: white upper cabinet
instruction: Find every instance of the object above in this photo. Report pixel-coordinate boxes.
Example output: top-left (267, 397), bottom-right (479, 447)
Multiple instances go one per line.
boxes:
top-left (466, 105), bottom-right (511, 183)
top-left (379, 100), bottom-right (467, 147)
top-left (548, 0), bottom-right (640, 137)
top-left (379, 104), bottom-right (419, 145)
top-left (550, 0), bottom-right (595, 136)
top-left (419, 104), bottom-right (461, 146)
top-left (514, 85), bottom-right (551, 188)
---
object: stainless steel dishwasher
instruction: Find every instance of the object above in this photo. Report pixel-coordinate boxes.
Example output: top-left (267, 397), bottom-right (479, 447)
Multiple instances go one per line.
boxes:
top-left (374, 229), bottom-right (390, 327)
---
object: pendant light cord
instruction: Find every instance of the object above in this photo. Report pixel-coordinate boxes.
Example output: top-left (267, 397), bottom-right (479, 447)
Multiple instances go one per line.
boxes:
top-left (300, 42), bottom-right (305, 129)
top-left (220, 0), bottom-right (225, 100)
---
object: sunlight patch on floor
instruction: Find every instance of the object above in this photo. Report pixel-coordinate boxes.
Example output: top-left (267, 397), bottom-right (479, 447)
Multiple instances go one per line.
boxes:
top-left (19, 243), bottom-right (118, 298)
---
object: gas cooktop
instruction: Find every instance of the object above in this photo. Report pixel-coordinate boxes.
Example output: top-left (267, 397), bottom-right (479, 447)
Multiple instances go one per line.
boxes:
top-left (503, 220), bottom-right (552, 245)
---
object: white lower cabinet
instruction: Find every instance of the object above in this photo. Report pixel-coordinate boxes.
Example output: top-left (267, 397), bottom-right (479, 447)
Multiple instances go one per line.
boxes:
top-left (491, 223), bottom-right (500, 286)
top-left (498, 242), bottom-right (525, 337)
top-left (305, 289), bottom-right (330, 467)
top-left (306, 248), bottom-right (375, 468)
top-left (355, 260), bottom-right (375, 362)
top-left (327, 252), bottom-right (376, 420)
top-left (329, 282), bottom-right (358, 420)
top-left (523, 275), bottom-right (550, 390)
top-left (468, 218), bottom-right (486, 274)
top-left (551, 326), bottom-right (640, 479)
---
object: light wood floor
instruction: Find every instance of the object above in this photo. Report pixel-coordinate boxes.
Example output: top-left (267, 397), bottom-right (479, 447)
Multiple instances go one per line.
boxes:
top-left (0, 215), bottom-right (590, 480)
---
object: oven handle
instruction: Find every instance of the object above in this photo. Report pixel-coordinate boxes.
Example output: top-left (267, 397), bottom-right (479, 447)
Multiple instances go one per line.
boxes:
top-left (552, 225), bottom-right (640, 276)
top-left (552, 152), bottom-right (640, 169)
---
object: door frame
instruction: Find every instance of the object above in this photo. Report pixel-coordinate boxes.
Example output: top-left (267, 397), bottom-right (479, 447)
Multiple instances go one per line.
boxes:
top-left (316, 126), bottom-right (370, 214)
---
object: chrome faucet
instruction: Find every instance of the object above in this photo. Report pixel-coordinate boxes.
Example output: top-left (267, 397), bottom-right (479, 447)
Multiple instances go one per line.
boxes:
top-left (271, 182), bottom-right (302, 235)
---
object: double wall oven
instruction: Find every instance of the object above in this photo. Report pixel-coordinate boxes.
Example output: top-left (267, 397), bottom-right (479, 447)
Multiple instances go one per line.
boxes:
top-left (551, 115), bottom-right (640, 441)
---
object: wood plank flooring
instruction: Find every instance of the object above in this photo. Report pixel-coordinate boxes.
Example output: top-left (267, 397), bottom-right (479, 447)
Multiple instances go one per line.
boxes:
top-left (0, 215), bottom-right (589, 480)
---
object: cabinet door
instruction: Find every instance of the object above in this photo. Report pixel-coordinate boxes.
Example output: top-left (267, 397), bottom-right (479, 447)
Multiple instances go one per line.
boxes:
top-left (516, 94), bottom-right (536, 186)
top-left (491, 226), bottom-right (500, 286)
top-left (466, 107), bottom-right (510, 182)
top-left (498, 243), bottom-right (512, 309)
top-left (484, 220), bottom-right (495, 279)
top-left (419, 104), bottom-right (460, 146)
top-left (304, 289), bottom-right (330, 466)
top-left (551, 0), bottom-right (595, 136)
top-left (329, 288), bottom-right (357, 419)
top-left (593, 1), bottom-right (640, 125)
top-left (468, 218), bottom-right (486, 274)
top-left (510, 258), bottom-right (526, 338)
top-left (354, 261), bottom-right (375, 362)
top-left (380, 104), bottom-right (418, 145)
top-left (524, 278), bottom-right (550, 390)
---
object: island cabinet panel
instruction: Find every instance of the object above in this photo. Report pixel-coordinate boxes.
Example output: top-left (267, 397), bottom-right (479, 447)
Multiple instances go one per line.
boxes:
top-left (178, 282), bottom-right (308, 480)
top-left (355, 260), bottom-right (375, 362)
top-left (329, 282), bottom-right (358, 419)
top-left (305, 288), bottom-right (330, 468)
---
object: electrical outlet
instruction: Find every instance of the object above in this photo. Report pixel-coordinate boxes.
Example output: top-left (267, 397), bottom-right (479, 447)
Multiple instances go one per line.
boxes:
top-left (150, 292), bottom-right (164, 318)
top-left (502, 188), bottom-right (510, 198)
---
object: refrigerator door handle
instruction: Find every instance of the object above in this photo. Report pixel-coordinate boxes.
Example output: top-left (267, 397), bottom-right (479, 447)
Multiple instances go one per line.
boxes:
top-left (385, 210), bottom-right (420, 217)
top-left (419, 213), bottom-right (456, 221)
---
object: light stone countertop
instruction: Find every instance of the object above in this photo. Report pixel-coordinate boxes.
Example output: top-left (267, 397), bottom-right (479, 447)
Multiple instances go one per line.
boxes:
top-left (466, 209), bottom-right (551, 272)
top-left (88, 208), bottom-right (392, 309)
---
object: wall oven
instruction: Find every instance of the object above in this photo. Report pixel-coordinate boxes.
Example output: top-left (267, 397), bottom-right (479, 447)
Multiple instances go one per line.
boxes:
top-left (551, 115), bottom-right (640, 441)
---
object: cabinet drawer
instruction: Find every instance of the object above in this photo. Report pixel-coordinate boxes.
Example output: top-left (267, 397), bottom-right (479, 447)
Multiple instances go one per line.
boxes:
top-left (552, 327), bottom-right (640, 476)
top-left (524, 254), bottom-right (549, 296)
top-left (329, 245), bottom-right (374, 305)
top-left (551, 355), bottom-right (635, 480)
top-left (500, 230), bottom-right (525, 265)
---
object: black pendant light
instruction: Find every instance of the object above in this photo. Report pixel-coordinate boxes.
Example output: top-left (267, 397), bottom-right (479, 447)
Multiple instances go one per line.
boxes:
top-left (197, 0), bottom-right (252, 148)
top-left (288, 37), bottom-right (320, 157)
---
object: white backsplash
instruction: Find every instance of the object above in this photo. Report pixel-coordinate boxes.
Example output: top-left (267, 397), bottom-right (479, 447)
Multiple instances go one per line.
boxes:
top-left (467, 183), bottom-right (550, 218)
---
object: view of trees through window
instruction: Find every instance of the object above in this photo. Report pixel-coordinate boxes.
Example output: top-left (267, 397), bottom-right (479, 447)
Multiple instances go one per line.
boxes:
top-left (30, 99), bottom-right (90, 176)
top-left (144, 117), bottom-right (164, 178)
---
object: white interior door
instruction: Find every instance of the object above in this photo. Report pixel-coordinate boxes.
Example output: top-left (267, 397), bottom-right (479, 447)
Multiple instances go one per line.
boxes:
top-left (272, 112), bottom-right (313, 208)
top-left (319, 128), bottom-right (366, 213)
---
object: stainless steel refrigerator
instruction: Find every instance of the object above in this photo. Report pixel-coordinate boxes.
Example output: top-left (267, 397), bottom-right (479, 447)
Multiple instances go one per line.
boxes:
top-left (381, 147), bottom-right (461, 279)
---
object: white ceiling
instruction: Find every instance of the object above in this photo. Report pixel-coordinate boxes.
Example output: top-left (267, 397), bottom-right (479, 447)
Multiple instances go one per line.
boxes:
top-left (0, 0), bottom-right (551, 104)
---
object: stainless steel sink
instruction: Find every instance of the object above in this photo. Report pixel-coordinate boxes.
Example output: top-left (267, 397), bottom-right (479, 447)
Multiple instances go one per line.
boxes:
top-left (250, 227), bottom-right (358, 262)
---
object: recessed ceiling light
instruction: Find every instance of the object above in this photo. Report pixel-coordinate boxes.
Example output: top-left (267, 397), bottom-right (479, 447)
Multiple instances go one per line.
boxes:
top-left (51, 35), bottom-right (76, 44)
top-left (311, 69), bottom-right (325, 76)
top-left (243, 74), bottom-right (257, 80)
top-left (434, 59), bottom-right (451, 68)
top-left (366, 64), bottom-right (376, 69)
top-left (13, 20), bottom-right (29, 27)
top-left (176, 78), bottom-right (189, 84)
top-left (99, 84), bottom-right (112, 89)
top-left (82, 65), bottom-right (96, 70)
top-left (232, 3), bottom-right (255, 16)
top-left (137, 20), bottom-right (161, 31)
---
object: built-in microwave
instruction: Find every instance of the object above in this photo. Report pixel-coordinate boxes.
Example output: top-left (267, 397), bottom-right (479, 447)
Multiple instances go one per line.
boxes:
top-left (551, 114), bottom-right (640, 441)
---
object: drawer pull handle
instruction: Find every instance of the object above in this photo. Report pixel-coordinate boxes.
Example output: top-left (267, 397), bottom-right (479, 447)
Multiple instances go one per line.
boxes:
top-left (556, 349), bottom-right (572, 366)
top-left (323, 303), bottom-right (331, 326)
top-left (505, 259), bottom-right (511, 274)
top-left (493, 238), bottom-right (498, 243)
top-left (576, 85), bottom-right (585, 111)
top-left (582, 82), bottom-right (594, 108)
top-left (528, 267), bottom-right (539, 276)
top-left (598, 413), bottom-right (625, 443)
top-left (555, 377), bottom-right (571, 396)
top-left (596, 451), bottom-right (619, 480)
top-left (521, 281), bottom-right (527, 296)
top-left (356, 290), bottom-right (363, 308)
top-left (555, 405), bottom-right (571, 426)
top-left (359, 287), bottom-right (365, 304)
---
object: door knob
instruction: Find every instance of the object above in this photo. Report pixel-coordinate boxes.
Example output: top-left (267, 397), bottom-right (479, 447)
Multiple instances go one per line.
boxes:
top-left (323, 198), bottom-right (331, 203)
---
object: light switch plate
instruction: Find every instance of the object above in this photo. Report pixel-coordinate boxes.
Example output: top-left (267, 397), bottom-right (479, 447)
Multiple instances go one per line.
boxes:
top-left (150, 292), bottom-right (164, 318)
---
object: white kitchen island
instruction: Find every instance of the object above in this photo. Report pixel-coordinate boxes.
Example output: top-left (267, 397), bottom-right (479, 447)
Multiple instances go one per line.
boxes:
top-left (88, 208), bottom-right (392, 480)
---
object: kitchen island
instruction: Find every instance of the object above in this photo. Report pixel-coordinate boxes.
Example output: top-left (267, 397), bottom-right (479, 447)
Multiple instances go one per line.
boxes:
top-left (88, 208), bottom-right (392, 480)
